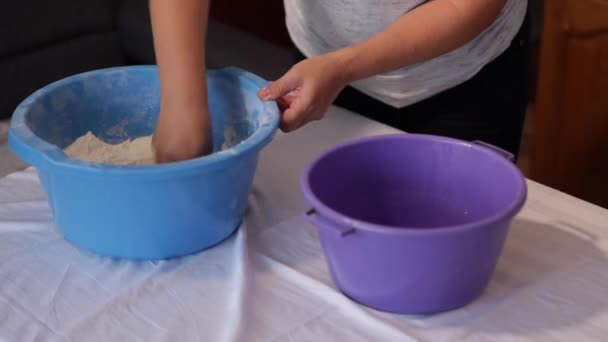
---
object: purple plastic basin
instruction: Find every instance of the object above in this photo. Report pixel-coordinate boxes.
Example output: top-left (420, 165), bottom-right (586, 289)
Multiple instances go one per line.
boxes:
top-left (301, 134), bottom-right (527, 314)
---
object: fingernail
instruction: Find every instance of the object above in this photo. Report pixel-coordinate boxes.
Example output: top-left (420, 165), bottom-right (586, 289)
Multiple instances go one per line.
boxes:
top-left (259, 88), bottom-right (271, 100)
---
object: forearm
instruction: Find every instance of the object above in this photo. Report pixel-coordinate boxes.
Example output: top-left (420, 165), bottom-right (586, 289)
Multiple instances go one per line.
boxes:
top-left (150, 0), bottom-right (210, 110)
top-left (336, 0), bottom-right (507, 82)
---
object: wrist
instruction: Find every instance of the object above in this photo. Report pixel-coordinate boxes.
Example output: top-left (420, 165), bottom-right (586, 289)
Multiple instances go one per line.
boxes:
top-left (161, 96), bottom-right (208, 114)
top-left (328, 48), bottom-right (357, 86)
top-left (330, 46), bottom-right (362, 85)
top-left (161, 86), bottom-right (208, 114)
top-left (159, 69), bottom-right (207, 106)
top-left (160, 96), bottom-right (210, 126)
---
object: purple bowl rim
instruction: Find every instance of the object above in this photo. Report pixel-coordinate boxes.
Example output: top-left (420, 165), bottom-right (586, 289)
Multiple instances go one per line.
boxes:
top-left (300, 133), bottom-right (528, 235)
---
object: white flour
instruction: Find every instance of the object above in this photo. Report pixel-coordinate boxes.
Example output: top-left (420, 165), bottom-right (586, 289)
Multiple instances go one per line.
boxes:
top-left (64, 132), bottom-right (155, 165)
top-left (64, 131), bottom-right (237, 165)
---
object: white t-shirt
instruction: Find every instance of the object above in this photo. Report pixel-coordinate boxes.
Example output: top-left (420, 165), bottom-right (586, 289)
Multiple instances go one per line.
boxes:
top-left (284, 0), bottom-right (528, 108)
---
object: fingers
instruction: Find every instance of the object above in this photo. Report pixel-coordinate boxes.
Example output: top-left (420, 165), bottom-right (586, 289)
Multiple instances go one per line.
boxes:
top-left (277, 93), bottom-right (297, 112)
top-left (280, 107), bottom-right (305, 132)
top-left (153, 138), bottom-right (207, 163)
top-left (152, 111), bottom-right (213, 164)
top-left (279, 88), bottom-right (323, 132)
top-left (258, 68), bottom-right (301, 101)
top-left (155, 149), bottom-right (185, 164)
top-left (259, 61), bottom-right (334, 132)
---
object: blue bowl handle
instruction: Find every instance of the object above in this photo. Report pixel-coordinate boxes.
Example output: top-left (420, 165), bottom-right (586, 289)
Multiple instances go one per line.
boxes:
top-left (8, 129), bottom-right (53, 169)
top-left (472, 140), bottom-right (514, 162)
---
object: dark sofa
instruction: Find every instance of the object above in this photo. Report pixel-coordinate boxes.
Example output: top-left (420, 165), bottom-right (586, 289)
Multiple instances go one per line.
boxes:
top-left (0, 0), bottom-right (155, 119)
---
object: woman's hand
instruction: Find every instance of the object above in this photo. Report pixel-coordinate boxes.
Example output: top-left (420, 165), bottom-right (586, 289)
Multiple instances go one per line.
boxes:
top-left (257, 0), bottom-right (507, 132)
top-left (153, 102), bottom-right (213, 163)
top-left (258, 53), bottom-right (351, 132)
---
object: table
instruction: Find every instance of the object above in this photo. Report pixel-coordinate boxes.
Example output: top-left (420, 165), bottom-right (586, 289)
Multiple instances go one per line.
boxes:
top-left (1, 107), bottom-right (608, 341)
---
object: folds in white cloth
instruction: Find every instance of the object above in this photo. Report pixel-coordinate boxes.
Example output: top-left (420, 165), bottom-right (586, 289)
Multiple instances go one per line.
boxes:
top-left (0, 169), bottom-right (416, 341)
top-left (3, 168), bottom-right (608, 341)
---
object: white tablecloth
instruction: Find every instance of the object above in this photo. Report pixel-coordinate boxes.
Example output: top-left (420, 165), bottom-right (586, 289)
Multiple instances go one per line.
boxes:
top-left (2, 107), bottom-right (608, 342)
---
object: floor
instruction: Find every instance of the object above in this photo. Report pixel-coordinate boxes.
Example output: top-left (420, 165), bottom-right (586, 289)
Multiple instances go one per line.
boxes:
top-left (0, 20), bottom-right (534, 178)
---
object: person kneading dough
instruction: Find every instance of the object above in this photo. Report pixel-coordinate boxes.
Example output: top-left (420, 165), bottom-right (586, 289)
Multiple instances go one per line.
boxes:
top-left (149, 0), bottom-right (529, 162)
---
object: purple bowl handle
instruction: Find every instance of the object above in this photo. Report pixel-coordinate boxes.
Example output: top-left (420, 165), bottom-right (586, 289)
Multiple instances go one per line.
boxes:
top-left (472, 141), bottom-right (514, 162)
top-left (304, 209), bottom-right (355, 237)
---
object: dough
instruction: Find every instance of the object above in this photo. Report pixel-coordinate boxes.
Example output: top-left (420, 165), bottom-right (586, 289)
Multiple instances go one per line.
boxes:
top-left (64, 132), bottom-right (155, 165)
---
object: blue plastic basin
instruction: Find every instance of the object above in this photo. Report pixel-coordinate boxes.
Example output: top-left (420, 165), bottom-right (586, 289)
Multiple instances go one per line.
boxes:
top-left (8, 66), bottom-right (279, 259)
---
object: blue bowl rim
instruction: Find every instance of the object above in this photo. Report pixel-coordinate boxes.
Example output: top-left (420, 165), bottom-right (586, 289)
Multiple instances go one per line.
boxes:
top-left (8, 65), bottom-right (280, 176)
